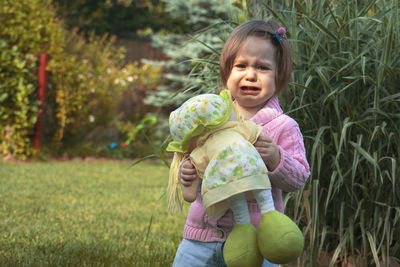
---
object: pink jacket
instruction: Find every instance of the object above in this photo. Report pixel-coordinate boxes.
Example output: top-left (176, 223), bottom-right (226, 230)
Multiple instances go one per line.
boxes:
top-left (182, 96), bottom-right (310, 242)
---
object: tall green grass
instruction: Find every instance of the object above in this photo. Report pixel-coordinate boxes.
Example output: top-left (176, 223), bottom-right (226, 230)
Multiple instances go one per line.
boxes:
top-left (0, 161), bottom-right (187, 266)
top-left (269, 1), bottom-right (400, 266)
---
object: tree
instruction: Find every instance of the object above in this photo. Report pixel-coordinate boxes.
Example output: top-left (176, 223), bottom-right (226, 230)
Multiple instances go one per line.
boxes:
top-left (145, 0), bottom-right (241, 108)
top-left (52, 0), bottom-right (189, 35)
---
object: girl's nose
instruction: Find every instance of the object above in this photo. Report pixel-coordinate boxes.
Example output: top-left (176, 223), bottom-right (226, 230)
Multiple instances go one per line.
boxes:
top-left (245, 67), bottom-right (257, 81)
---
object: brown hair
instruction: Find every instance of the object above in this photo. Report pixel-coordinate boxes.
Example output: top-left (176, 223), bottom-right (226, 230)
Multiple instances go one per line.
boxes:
top-left (220, 20), bottom-right (293, 95)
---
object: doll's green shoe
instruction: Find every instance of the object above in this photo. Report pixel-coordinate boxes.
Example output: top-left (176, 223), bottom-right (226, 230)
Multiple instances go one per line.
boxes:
top-left (223, 222), bottom-right (263, 267)
top-left (257, 210), bottom-right (304, 264)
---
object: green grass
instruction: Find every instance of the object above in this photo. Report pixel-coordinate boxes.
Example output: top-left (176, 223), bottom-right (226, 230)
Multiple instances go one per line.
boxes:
top-left (0, 161), bottom-right (188, 266)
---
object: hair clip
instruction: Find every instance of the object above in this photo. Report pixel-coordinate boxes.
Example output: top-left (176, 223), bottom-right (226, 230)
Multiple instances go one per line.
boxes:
top-left (274, 27), bottom-right (287, 44)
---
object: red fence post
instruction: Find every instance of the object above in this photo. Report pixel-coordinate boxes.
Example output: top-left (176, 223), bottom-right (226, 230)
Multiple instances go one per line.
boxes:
top-left (33, 53), bottom-right (49, 150)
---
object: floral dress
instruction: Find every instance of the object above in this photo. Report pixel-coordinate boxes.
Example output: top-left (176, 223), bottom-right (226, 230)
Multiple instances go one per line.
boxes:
top-left (190, 121), bottom-right (271, 218)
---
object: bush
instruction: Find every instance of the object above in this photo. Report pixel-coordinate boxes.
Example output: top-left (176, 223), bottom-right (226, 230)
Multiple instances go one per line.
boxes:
top-left (0, 0), bottom-right (162, 159)
top-left (0, 42), bottom-right (38, 159)
top-left (0, 0), bottom-right (63, 159)
top-left (44, 29), bottom-right (161, 152)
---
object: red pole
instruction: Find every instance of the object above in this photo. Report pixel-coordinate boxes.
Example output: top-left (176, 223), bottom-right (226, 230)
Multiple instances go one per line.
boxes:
top-left (33, 53), bottom-right (49, 150)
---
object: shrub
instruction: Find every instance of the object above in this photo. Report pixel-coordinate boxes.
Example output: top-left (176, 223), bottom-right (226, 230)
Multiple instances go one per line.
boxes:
top-left (43, 29), bottom-right (151, 151)
top-left (0, 0), bottom-right (63, 159)
top-left (0, 0), bottom-right (162, 159)
top-left (0, 42), bottom-right (37, 159)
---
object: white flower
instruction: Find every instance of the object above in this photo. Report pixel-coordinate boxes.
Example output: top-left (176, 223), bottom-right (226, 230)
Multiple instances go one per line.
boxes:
top-left (88, 115), bottom-right (95, 123)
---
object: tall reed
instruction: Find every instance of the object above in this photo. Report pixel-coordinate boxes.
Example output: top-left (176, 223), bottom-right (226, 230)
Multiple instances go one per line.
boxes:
top-left (269, 0), bottom-right (400, 265)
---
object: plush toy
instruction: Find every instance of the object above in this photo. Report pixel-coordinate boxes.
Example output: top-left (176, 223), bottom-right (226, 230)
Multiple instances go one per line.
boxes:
top-left (167, 90), bottom-right (303, 266)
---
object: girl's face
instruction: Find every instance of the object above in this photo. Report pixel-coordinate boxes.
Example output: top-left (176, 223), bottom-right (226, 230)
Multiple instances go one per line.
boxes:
top-left (226, 36), bottom-right (276, 117)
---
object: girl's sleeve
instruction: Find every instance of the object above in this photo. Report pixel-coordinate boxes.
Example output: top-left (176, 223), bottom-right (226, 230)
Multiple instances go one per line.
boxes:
top-left (267, 122), bottom-right (310, 192)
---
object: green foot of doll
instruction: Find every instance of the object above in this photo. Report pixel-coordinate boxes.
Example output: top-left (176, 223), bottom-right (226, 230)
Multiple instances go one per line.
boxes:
top-left (224, 223), bottom-right (263, 267)
top-left (257, 210), bottom-right (304, 264)
top-left (223, 211), bottom-right (303, 266)
top-left (223, 191), bottom-right (303, 266)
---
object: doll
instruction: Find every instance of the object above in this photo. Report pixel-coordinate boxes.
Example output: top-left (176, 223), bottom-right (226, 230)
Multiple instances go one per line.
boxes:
top-left (167, 90), bottom-right (303, 266)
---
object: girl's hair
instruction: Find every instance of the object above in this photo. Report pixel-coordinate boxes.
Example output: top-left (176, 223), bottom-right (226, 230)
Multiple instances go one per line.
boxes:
top-left (220, 20), bottom-right (293, 95)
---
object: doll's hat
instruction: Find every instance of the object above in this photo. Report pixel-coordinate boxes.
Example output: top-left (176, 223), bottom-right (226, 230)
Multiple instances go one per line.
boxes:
top-left (166, 90), bottom-right (232, 153)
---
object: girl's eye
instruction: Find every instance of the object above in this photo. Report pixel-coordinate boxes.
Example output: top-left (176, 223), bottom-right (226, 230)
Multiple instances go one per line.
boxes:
top-left (235, 64), bottom-right (246, 69)
top-left (258, 65), bottom-right (269, 71)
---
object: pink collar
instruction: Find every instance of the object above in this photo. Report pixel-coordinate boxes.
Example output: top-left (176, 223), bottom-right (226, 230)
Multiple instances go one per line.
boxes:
top-left (250, 96), bottom-right (283, 126)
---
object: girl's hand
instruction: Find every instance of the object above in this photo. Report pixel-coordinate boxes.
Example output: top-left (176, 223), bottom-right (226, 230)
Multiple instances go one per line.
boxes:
top-left (179, 157), bottom-right (198, 186)
top-left (254, 135), bottom-right (281, 171)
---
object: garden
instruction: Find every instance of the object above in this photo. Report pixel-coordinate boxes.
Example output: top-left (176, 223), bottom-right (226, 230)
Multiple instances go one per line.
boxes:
top-left (0, 0), bottom-right (399, 266)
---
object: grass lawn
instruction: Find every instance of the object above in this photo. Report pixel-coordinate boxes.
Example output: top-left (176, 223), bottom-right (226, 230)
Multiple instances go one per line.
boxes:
top-left (0, 160), bottom-right (189, 266)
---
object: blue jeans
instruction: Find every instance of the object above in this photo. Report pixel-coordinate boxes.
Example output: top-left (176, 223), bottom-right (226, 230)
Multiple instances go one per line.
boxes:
top-left (172, 239), bottom-right (278, 267)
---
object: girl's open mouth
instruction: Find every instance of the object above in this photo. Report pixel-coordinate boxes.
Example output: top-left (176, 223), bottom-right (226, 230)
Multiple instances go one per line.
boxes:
top-left (240, 86), bottom-right (260, 94)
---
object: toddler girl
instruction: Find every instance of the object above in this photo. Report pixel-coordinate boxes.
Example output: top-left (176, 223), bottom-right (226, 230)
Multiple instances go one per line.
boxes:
top-left (167, 90), bottom-right (303, 266)
top-left (174, 19), bottom-right (310, 267)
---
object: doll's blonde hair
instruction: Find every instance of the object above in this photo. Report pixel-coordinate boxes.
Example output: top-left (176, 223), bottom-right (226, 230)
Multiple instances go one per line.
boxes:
top-left (167, 152), bottom-right (185, 212)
